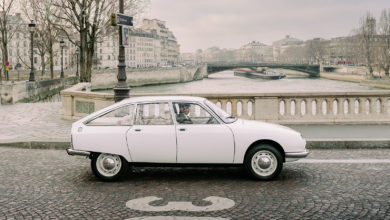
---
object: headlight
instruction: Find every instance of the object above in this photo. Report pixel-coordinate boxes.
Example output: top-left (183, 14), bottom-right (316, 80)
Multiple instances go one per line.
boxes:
top-left (70, 135), bottom-right (74, 149)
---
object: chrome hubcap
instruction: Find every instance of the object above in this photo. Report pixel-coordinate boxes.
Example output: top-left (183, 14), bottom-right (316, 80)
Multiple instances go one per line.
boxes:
top-left (251, 150), bottom-right (277, 177)
top-left (257, 156), bottom-right (271, 169)
top-left (96, 153), bottom-right (122, 177)
top-left (102, 158), bottom-right (116, 170)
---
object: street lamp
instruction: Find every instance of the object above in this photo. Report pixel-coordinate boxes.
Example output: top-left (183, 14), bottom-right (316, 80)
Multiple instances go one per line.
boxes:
top-left (75, 48), bottom-right (79, 78)
top-left (113, 0), bottom-right (130, 102)
top-left (60, 39), bottom-right (64, 78)
top-left (28, 20), bottom-right (36, 82)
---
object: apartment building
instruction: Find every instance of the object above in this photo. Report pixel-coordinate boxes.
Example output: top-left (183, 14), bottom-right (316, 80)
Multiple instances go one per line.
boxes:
top-left (141, 19), bottom-right (180, 66)
top-left (272, 35), bottom-right (304, 62)
top-left (95, 18), bottom-right (180, 69)
top-left (1, 13), bottom-right (73, 74)
top-left (4, 14), bottom-right (179, 73)
top-left (239, 41), bottom-right (273, 62)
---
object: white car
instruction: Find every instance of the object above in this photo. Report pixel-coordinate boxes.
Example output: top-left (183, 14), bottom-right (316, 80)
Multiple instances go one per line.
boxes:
top-left (67, 96), bottom-right (308, 181)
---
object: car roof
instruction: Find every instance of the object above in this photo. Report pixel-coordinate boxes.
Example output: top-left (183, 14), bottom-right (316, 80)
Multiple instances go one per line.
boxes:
top-left (119, 95), bottom-right (207, 104)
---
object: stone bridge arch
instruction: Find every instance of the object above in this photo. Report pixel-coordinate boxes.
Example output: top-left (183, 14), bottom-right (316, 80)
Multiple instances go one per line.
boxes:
top-left (207, 63), bottom-right (320, 77)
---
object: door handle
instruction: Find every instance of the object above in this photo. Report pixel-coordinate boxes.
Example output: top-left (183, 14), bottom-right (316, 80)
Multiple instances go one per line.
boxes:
top-left (179, 128), bottom-right (186, 131)
top-left (134, 128), bottom-right (142, 132)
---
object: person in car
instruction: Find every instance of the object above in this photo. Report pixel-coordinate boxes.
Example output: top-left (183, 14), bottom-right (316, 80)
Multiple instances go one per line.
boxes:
top-left (176, 103), bottom-right (192, 124)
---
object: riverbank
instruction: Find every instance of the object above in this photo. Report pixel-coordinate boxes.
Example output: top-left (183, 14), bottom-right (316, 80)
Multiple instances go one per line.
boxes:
top-left (91, 65), bottom-right (207, 90)
top-left (282, 68), bottom-right (390, 90)
top-left (320, 72), bottom-right (390, 89)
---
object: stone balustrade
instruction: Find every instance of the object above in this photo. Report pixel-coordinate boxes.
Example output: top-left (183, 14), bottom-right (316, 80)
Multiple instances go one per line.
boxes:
top-left (61, 83), bottom-right (390, 124)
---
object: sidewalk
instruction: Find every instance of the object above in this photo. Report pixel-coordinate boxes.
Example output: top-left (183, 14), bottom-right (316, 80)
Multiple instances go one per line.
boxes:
top-left (1, 102), bottom-right (390, 149)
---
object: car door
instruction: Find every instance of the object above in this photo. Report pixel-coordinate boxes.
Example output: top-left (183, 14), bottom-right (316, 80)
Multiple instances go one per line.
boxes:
top-left (173, 102), bottom-right (235, 163)
top-left (126, 102), bottom-right (177, 163)
top-left (74, 104), bottom-right (135, 161)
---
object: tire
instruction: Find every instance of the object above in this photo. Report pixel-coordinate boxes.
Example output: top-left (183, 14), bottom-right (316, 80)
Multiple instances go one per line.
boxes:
top-left (91, 153), bottom-right (129, 181)
top-left (244, 144), bottom-right (283, 180)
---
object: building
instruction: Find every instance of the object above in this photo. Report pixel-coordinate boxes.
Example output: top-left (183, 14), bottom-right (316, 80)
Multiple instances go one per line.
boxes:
top-left (95, 18), bottom-right (180, 69)
top-left (272, 35), bottom-right (303, 62)
top-left (141, 18), bottom-right (180, 66)
top-left (2, 13), bottom-right (30, 71)
top-left (2, 13), bottom-right (72, 75)
top-left (239, 41), bottom-right (273, 62)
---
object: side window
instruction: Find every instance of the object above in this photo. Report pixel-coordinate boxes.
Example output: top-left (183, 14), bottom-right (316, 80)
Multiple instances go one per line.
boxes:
top-left (135, 103), bottom-right (173, 125)
top-left (87, 105), bottom-right (135, 126)
top-left (173, 102), bottom-right (219, 125)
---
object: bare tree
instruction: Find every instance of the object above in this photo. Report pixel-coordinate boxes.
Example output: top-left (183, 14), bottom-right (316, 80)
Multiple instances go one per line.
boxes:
top-left (283, 45), bottom-right (309, 64)
top-left (0, 0), bottom-right (17, 81)
top-left (378, 9), bottom-right (390, 77)
top-left (53, 0), bottom-right (149, 82)
top-left (358, 12), bottom-right (376, 77)
top-left (21, 0), bottom-right (62, 79)
top-left (305, 38), bottom-right (329, 64)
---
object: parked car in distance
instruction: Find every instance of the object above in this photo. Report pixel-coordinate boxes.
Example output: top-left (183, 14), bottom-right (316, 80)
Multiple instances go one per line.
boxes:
top-left (67, 96), bottom-right (308, 181)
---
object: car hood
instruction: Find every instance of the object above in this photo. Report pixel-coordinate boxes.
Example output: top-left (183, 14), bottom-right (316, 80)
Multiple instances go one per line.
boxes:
top-left (232, 119), bottom-right (301, 135)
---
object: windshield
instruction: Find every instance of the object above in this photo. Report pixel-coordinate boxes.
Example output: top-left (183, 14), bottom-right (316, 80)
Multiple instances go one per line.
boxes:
top-left (204, 100), bottom-right (237, 123)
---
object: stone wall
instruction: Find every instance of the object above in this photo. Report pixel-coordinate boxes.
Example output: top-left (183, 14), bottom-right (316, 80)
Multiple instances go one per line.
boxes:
top-left (91, 65), bottom-right (207, 90)
top-left (0, 77), bottom-right (77, 104)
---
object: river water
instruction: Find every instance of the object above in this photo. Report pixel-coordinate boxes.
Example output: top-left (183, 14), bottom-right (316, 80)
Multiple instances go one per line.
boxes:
top-left (96, 70), bottom-right (378, 94)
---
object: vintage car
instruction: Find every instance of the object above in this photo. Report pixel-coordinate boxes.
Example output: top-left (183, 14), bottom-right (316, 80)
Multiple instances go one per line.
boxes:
top-left (67, 96), bottom-right (308, 181)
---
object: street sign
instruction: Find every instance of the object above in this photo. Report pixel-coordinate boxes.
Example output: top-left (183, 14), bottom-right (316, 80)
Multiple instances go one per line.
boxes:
top-left (122, 27), bottom-right (130, 47)
top-left (110, 13), bottom-right (133, 26)
top-left (5, 61), bottom-right (9, 67)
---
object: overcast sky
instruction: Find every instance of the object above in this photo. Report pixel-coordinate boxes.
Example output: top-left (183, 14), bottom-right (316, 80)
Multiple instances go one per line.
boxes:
top-left (145, 0), bottom-right (389, 53)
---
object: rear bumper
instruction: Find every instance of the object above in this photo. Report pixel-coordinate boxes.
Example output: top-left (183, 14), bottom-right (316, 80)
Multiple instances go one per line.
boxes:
top-left (66, 148), bottom-right (90, 157)
top-left (285, 150), bottom-right (309, 162)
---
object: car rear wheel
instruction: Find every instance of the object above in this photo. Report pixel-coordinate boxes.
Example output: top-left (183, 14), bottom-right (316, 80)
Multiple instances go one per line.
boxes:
top-left (91, 153), bottom-right (128, 181)
top-left (244, 144), bottom-right (283, 180)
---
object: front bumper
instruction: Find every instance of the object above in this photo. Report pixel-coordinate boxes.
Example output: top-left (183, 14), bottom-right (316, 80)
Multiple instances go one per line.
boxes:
top-left (66, 148), bottom-right (90, 157)
top-left (285, 150), bottom-right (309, 162)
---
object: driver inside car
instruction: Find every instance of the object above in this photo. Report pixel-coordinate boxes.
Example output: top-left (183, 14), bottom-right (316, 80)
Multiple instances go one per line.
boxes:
top-left (176, 103), bottom-right (193, 124)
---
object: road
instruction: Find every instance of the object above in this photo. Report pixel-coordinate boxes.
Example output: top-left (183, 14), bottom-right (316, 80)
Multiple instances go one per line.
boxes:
top-left (1, 147), bottom-right (389, 219)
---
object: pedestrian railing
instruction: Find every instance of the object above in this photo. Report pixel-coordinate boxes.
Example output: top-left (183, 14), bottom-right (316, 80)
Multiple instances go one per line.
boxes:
top-left (61, 83), bottom-right (390, 124)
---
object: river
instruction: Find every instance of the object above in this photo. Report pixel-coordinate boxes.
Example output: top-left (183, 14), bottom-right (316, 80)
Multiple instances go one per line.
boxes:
top-left (96, 70), bottom-right (378, 94)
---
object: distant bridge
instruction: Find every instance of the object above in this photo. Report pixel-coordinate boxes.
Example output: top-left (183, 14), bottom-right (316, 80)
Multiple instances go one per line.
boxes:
top-left (207, 63), bottom-right (320, 77)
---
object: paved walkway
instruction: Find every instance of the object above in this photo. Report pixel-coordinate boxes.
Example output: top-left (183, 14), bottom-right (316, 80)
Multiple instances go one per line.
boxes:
top-left (1, 102), bottom-right (390, 147)
top-left (0, 102), bottom-right (72, 143)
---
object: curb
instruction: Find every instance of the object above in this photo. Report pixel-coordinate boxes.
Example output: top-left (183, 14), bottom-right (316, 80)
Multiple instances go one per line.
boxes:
top-left (1, 140), bottom-right (390, 150)
top-left (306, 140), bottom-right (390, 149)
top-left (0, 142), bottom-right (69, 150)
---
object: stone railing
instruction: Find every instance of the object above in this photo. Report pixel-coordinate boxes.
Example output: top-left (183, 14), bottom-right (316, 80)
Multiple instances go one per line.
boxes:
top-left (61, 83), bottom-right (390, 124)
top-left (1, 77), bottom-right (77, 104)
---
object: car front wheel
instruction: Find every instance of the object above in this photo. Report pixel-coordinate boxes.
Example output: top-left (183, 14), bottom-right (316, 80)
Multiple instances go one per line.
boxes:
top-left (244, 144), bottom-right (283, 180)
top-left (91, 153), bottom-right (128, 181)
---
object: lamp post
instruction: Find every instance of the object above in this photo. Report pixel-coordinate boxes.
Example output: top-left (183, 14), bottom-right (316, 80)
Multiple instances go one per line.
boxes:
top-left (113, 0), bottom-right (130, 102)
top-left (60, 39), bottom-right (65, 78)
top-left (75, 48), bottom-right (79, 78)
top-left (28, 20), bottom-right (36, 82)
top-left (60, 39), bottom-right (64, 78)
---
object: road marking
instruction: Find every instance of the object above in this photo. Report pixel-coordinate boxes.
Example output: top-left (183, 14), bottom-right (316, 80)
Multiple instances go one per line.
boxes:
top-left (127, 217), bottom-right (228, 220)
top-left (295, 159), bottom-right (390, 164)
top-left (126, 196), bottom-right (235, 212)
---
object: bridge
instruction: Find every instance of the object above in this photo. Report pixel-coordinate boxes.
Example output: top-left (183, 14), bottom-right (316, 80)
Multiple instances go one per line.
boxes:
top-left (207, 63), bottom-right (320, 77)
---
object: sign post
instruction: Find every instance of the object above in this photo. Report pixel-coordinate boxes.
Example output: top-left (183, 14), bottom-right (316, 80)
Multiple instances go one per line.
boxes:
top-left (110, 13), bottom-right (133, 27)
top-left (122, 27), bottom-right (130, 47)
top-left (112, 8), bottom-right (134, 102)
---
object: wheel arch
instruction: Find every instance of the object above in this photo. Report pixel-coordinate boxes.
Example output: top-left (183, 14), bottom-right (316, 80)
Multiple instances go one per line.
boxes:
top-left (244, 139), bottom-right (286, 163)
top-left (89, 151), bottom-right (131, 163)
